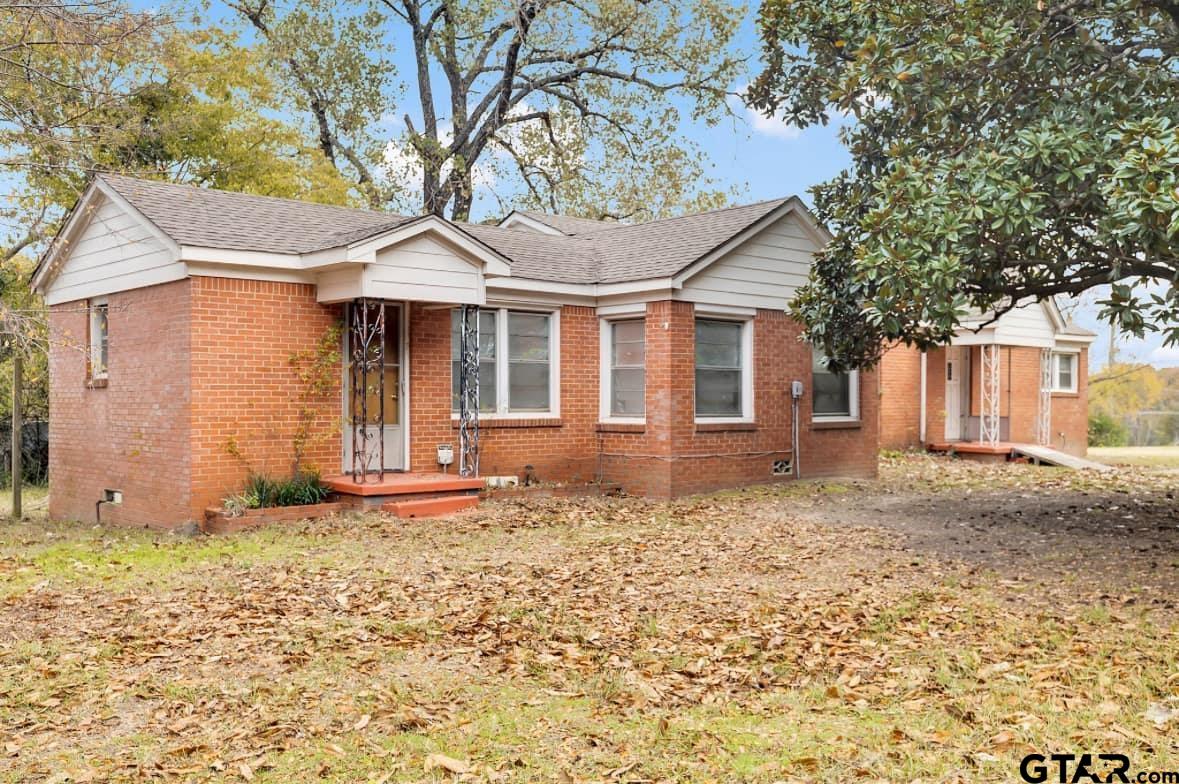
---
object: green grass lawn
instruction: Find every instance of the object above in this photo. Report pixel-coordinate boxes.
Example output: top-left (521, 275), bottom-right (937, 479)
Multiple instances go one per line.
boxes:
top-left (0, 484), bottom-right (48, 520)
top-left (0, 460), bottom-right (1175, 782)
top-left (1090, 445), bottom-right (1179, 467)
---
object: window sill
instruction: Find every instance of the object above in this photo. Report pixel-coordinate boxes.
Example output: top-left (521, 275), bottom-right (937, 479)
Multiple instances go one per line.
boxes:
top-left (86, 377), bottom-right (108, 389)
top-left (450, 417), bottom-right (562, 429)
top-left (1051, 390), bottom-right (1079, 398)
top-left (597, 421), bottom-right (645, 434)
top-left (695, 421), bottom-right (757, 432)
top-left (810, 419), bottom-right (861, 430)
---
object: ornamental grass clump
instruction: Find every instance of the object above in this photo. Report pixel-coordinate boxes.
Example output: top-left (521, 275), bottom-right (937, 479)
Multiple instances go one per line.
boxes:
top-left (222, 472), bottom-right (331, 517)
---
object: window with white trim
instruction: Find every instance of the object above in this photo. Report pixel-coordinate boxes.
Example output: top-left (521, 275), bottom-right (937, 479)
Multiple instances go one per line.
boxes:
top-left (605, 319), bottom-right (645, 418)
top-left (812, 350), bottom-right (859, 420)
top-left (1051, 352), bottom-right (1077, 392)
top-left (451, 307), bottom-right (558, 415)
top-left (88, 298), bottom-right (109, 381)
top-left (694, 318), bottom-right (751, 419)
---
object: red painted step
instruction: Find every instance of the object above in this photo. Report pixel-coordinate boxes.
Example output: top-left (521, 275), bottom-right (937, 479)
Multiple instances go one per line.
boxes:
top-left (382, 495), bottom-right (478, 519)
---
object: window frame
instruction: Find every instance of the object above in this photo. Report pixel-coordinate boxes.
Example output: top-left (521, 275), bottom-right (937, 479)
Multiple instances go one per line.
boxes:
top-left (1050, 350), bottom-right (1078, 393)
top-left (599, 317), bottom-right (646, 423)
top-left (811, 350), bottom-right (860, 422)
top-left (451, 306), bottom-right (561, 419)
top-left (87, 297), bottom-right (109, 383)
top-left (693, 315), bottom-right (754, 424)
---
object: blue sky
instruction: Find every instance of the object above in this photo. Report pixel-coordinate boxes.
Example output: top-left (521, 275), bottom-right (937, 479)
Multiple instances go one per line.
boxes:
top-left (174, 2), bottom-right (1176, 369)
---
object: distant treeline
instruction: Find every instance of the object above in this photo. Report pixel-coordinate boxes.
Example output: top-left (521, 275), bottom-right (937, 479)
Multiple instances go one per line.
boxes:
top-left (1089, 365), bottom-right (1179, 447)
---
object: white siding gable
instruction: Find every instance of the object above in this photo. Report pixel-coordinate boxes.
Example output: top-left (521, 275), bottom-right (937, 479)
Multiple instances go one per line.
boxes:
top-left (676, 212), bottom-right (817, 310)
top-left (365, 234), bottom-right (484, 304)
top-left (44, 195), bottom-right (184, 305)
top-left (994, 301), bottom-right (1056, 348)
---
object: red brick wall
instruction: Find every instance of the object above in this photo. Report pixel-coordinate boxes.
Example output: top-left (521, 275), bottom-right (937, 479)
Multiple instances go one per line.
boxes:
top-left (188, 277), bottom-right (342, 518)
top-left (413, 300), bottom-right (879, 499)
top-left (408, 304), bottom-right (600, 482)
top-left (50, 287), bottom-right (884, 527)
top-left (598, 303), bottom-right (879, 498)
top-left (1050, 347), bottom-right (1089, 456)
top-left (878, 344), bottom-right (922, 449)
top-left (48, 280), bottom-right (193, 527)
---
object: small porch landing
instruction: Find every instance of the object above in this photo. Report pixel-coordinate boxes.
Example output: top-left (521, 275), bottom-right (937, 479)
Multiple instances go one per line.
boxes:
top-left (927, 442), bottom-right (1113, 471)
top-left (324, 472), bottom-right (483, 518)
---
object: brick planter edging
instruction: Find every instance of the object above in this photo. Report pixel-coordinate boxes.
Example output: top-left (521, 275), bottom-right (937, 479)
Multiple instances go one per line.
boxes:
top-left (202, 501), bottom-right (353, 534)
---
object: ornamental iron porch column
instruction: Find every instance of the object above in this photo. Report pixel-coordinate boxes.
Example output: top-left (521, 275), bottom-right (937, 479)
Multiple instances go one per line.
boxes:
top-left (349, 298), bottom-right (386, 482)
top-left (979, 343), bottom-right (1001, 446)
top-left (457, 304), bottom-right (480, 477)
top-left (1036, 348), bottom-right (1052, 446)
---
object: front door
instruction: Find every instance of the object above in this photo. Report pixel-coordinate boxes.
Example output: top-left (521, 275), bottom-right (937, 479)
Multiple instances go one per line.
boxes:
top-left (945, 349), bottom-right (963, 440)
top-left (344, 302), bottom-right (405, 473)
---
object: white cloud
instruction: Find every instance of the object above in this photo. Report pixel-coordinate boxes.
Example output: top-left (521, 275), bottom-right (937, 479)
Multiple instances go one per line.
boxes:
top-left (1148, 343), bottom-right (1179, 367)
top-left (379, 120), bottom-right (498, 204)
top-left (746, 106), bottom-right (802, 139)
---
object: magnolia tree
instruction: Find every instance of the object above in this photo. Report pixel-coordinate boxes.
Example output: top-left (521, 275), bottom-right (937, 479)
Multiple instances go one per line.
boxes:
top-left (748, 0), bottom-right (1179, 369)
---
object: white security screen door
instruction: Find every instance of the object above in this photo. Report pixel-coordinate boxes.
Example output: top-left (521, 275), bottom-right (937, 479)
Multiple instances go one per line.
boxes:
top-left (344, 303), bottom-right (405, 472)
top-left (945, 350), bottom-right (962, 441)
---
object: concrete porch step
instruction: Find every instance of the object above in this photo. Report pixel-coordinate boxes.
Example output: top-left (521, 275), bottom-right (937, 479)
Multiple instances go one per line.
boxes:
top-left (382, 495), bottom-right (479, 518)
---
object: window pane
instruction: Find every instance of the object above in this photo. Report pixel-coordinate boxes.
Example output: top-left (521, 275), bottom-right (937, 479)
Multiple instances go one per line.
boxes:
top-left (813, 370), bottom-right (851, 416)
top-left (1056, 355), bottom-right (1074, 389)
top-left (508, 312), bottom-right (549, 361)
top-left (695, 320), bottom-right (741, 368)
top-left (450, 309), bottom-right (496, 359)
top-left (611, 320), bottom-right (645, 367)
top-left (451, 309), bottom-right (498, 412)
top-left (509, 361), bottom-right (549, 410)
top-left (91, 304), bottom-right (109, 376)
top-left (695, 369), bottom-right (741, 416)
top-left (451, 360), bottom-right (496, 412)
top-left (611, 367), bottom-right (645, 416)
top-left (383, 306), bottom-right (399, 364)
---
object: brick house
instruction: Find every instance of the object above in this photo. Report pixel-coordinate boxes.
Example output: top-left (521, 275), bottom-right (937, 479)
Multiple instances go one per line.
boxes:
top-left (878, 300), bottom-right (1096, 457)
top-left (34, 175), bottom-right (880, 528)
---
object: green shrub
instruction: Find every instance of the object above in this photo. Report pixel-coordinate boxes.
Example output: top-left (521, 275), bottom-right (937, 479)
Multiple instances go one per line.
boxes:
top-left (1088, 412), bottom-right (1128, 447)
top-left (222, 472), bottom-right (331, 516)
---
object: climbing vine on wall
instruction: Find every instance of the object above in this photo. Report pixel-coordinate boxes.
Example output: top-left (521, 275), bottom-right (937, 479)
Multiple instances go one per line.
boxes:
top-left (288, 323), bottom-right (342, 477)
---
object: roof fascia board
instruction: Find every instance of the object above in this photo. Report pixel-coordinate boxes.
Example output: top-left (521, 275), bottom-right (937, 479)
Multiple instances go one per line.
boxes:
top-left (670, 199), bottom-right (810, 288)
top-left (1054, 332), bottom-right (1098, 345)
top-left (31, 180), bottom-right (101, 292)
top-left (185, 261), bottom-right (315, 284)
top-left (179, 246), bottom-right (304, 269)
top-left (1042, 297), bottom-right (1066, 331)
top-left (497, 211), bottom-right (565, 235)
top-left (486, 276), bottom-right (675, 298)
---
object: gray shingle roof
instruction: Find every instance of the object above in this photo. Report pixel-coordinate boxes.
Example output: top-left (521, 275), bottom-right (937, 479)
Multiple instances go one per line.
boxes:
top-left (99, 174), bottom-right (413, 254)
top-left (579, 199), bottom-right (789, 283)
top-left (457, 223), bottom-right (600, 283)
top-left (95, 174), bottom-right (797, 285)
top-left (511, 210), bottom-right (618, 236)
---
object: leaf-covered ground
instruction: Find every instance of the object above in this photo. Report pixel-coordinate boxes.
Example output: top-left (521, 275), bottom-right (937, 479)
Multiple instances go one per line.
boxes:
top-left (1, 455), bottom-right (1177, 782)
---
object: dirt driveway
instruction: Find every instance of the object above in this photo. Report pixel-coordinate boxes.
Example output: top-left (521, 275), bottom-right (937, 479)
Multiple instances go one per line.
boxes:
top-left (796, 454), bottom-right (1179, 607)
